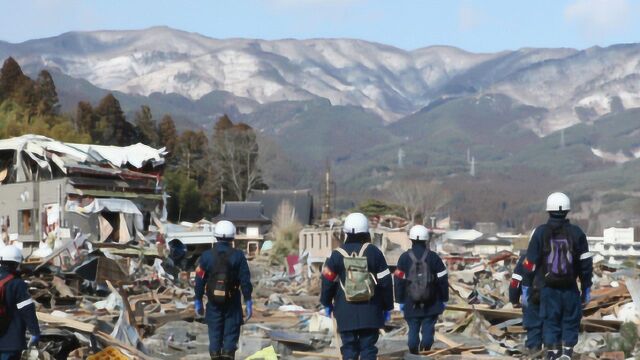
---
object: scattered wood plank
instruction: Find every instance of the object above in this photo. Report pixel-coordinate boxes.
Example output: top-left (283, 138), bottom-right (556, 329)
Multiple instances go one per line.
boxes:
top-left (94, 331), bottom-right (153, 360)
top-left (37, 312), bottom-right (95, 333)
top-left (291, 351), bottom-right (340, 358)
top-left (435, 332), bottom-right (462, 348)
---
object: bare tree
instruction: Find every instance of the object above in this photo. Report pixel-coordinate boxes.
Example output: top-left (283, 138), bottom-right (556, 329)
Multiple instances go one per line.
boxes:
top-left (212, 117), bottom-right (266, 201)
top-left (391, 180), bottom-right (450, 225)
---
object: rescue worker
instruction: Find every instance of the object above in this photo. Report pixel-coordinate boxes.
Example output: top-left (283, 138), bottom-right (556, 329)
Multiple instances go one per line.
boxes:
top-left (523, 192), bottom-right (593, 360)
top-left (509, 250), bottom-right (543, 357)
top-left (0, 246), bottom-right (40, 360)
top-left (194, 221), bottom-right (253, 360)
top-left (320, 213), bottom-right (394, 360)
top-left (394, 225), bottom-right (449, 354)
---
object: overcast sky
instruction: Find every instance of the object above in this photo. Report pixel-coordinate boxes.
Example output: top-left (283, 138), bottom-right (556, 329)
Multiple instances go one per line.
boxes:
top-left (1, 0), bottom-right (638, 52)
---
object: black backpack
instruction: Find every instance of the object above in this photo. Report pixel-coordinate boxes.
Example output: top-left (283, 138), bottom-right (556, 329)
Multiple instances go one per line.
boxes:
top-left (406, 249), bottom-right (436, 304)
top-left (206, 246), bottom-right (234, 305)
top-left (0, 274), bottom-right (15, 335)
top-left (542, 224), bottom-right (576, 288)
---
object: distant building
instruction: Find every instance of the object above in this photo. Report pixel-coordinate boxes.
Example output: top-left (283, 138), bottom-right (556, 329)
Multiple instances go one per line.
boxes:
top-left (444, 228), bottom-right (513, 256)
top-left (475, 222), bottom-right (498, 236)
top-left (0, 135), bottom-right (165, 248)
top-left (213, 201), bottom-right (271, 256)
top-left (248, 189), bottom-right (314, 225)
top-left (371, 229), bottom-right (411, 267)
top-left (588, 227), bottom-right (640, 260)
top-left (299, 227), bottom-right (340, 269)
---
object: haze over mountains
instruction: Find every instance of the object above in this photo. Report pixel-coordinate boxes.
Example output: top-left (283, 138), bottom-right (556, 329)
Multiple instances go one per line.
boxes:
top-left (2, 26), bottom-right (640, 231)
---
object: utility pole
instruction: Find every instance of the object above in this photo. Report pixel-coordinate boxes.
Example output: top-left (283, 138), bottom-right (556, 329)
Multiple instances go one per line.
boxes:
top-left (321, 161), bottom-right (334, 222)
top-left (470, 156), bottom-right (476, 177)
top-left (397, 148), bottom-right (405, 169)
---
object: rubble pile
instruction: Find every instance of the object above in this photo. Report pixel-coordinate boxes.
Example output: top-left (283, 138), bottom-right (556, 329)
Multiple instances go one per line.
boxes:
top-left (18, 231), bottom-right (640, 359)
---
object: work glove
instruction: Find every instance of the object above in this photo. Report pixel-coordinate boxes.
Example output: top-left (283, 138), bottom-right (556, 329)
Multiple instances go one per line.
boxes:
top-left (28, 335), bottom-right (40, 347)
top-left (581, 287), bottom-right (591, 306)
top-left (399, 303), bottom-right (405, 315)
top-left (384, 311), bottom-right (391, 323)
top-left (194, 299), bottom-right (204, 317)
top-left (324, 305), bottom-right (333, 317)
top-left (245, 300), bottom-right (253, 321)
top-left (521, 286), bottom-right (529, 307)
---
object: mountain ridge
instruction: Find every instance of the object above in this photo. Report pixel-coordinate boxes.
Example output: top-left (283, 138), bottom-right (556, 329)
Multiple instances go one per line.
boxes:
top-left (0, 26), bottom-right (593, 128)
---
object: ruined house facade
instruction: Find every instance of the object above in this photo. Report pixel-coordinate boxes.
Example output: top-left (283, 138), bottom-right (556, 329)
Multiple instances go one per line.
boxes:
top-left (0, 135), bottom-right (166, 248)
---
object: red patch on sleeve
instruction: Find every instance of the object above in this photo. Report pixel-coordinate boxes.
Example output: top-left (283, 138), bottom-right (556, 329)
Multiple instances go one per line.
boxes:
top-left (322, 266), bottom-right (337, 282)
top-left (394, 269), bottom-right (405, 279)
top-left (510, 279), bottom-right (521, 288)
top-left (196, 266), bottom-right (205, 279)
top-left (523, 258), bottom-right (535, 272)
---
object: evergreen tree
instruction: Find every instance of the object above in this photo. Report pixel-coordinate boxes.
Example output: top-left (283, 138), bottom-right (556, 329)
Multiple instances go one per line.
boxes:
top-left (158, 114), bottom-right (178, 158)
top-left (75, 101), bottom-right (95, 133)
top-left (94, 93), bottom-right (136, 146)
top-left (0, 57), bottom-right (30, 102)
top-left (134, 105), bottom-right (159, 146)
top-left (35, 70), bottom-right (59, 116)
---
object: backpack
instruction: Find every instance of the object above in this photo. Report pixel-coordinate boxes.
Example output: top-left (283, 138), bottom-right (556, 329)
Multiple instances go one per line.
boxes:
top-left (406, 249), bottom-right (436, 304)
top-left (206, 246), bottom-right (235, 305)
top-left (335, 243), bottom-right (376, 302)
top-left (0, 274), bottom-right (15, 335)
top-left (542, 225), bottom-right (576, 288)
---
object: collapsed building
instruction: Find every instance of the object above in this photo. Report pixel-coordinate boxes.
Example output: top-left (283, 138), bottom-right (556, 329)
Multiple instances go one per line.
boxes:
top-left (0, 134), bottom-right (166, 248)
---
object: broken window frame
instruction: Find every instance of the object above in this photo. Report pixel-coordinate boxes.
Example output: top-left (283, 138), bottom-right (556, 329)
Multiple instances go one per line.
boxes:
top-left (18, 209), bottom-right (34, 235)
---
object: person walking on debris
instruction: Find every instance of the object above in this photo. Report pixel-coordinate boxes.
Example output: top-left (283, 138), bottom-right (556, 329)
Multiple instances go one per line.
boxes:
top-left (194, 220), bottom-right (253, 360)
top-left (523, 192), bottom-right (593, 360)
top-left (509, 250), bottom-right (543, 357)
top-left (0, 246), bottom-right (40, 360)
top-left (320, 212), bottom-right (394, 360)
top-left (394, 225), bottom-right (449, 355)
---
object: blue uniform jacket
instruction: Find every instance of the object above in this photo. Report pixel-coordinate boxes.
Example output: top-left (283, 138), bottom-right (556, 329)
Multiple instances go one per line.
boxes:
top-left (320, 240), bottom-right (394, 332)
top-left (508, 255), bottom-right (531, 304)
top-left (195, 242), bottom-right (253, 309)
top-left (0, 270), bottom-right (40, 352)
top-left (394, 243), bottom-right (449, 318)
top-left (523, 218), bottom-right (593, 291)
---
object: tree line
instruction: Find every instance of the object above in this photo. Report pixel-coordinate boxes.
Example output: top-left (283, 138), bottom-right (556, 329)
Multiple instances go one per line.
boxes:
top-left (0, 57), bottom-right (267, 222)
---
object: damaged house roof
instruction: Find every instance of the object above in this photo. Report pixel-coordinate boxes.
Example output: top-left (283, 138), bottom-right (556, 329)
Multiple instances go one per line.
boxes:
top-left (213, 201), bottom-right (271, 224)
top-left (0, 134), bottom-right (167, 184)
top-left (248, 189), bottom-right (313, 225)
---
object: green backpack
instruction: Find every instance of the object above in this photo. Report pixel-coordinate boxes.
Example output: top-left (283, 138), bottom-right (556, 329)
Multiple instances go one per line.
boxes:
top-left (336, 243), bottom-right (376, 302)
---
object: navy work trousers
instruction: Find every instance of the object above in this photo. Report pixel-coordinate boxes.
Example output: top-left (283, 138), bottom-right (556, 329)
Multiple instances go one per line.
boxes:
top-left (540, 286), bottom-right (582, 347)
top-left (406, 315), bottom-right (438, 352)
top-left (523, 302), bottom-right (542, 349)
top-left (206, 302), bottom-right (242, 353)
top-left (339, 329), bottom-right (380, 360)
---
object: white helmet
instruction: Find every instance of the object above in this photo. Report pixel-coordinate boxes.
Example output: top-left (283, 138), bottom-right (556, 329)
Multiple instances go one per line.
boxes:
top-left (343, 213), bottom-right (369, 234)
top-left (214, 220), bottom-right (236, 240)
top-left (546, 192), bottom-right (571, 212)
top-left (0, 245), bottom-right (22, 264)
top-left (409, 225), bottom-right (430, 241)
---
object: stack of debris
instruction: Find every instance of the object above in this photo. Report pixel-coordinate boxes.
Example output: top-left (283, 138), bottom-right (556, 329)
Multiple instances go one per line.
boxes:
top-left (15, 227), bottom-right (640, 359)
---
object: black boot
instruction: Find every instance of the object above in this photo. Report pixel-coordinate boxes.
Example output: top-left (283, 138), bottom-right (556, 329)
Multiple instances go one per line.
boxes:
top-left (560, 346), bottom-right (573, 359)
top-left (210, 351), bottom-right (221, 360)
top-left (546, 345), bottom-right (561, 360)
top-left (409, 348), bottom-right (419, 355)
top-left (220, 349), bottom-right (235, 360)
top-left (526, 345), bottom-right (543, 359)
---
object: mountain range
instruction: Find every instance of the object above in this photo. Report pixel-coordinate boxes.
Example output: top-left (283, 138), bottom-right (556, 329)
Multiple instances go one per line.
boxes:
top-left (2, 27), bottom-right (640, 232)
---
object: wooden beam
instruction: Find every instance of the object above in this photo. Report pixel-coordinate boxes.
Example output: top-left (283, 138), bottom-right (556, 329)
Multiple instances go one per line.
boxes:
top-left (37, 312), bottom-right (95, 333)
